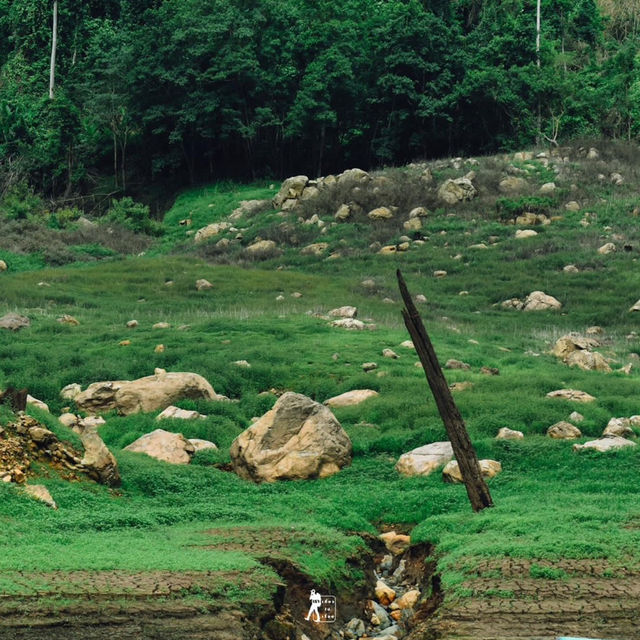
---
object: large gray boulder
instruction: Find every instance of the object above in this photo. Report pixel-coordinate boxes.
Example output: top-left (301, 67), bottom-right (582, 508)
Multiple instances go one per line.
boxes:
top-left (75, 370), bottom-right (221, 416)
top-left (230, 392), bottom-right (352, 482)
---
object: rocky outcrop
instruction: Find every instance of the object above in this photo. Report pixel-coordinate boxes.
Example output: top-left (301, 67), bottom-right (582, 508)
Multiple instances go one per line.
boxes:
top-left (230, 392), bottom-right (352, 482)
top-left (79, 428), bottom-right (121, 486)
top-left (573, 437), bottom-right (636, 453)
top-left (124, 429), bottom-right (196, 464)
top-left (551, 334), bottom-right (611, 373)
top-left (546, 389), bottom-right (596, 403)
top-left (74, 370), bottom-right (221, 416)
top-left (437, 178), bottom-right (477, 204)
top-left (547, 421), bottom-right (582, 439)
top-left (523, 291), bottom-right (562, 311)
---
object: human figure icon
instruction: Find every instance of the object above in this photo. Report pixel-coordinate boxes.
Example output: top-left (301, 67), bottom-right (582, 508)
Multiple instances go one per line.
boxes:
top-left (305, 589), bottom-right (322, 622)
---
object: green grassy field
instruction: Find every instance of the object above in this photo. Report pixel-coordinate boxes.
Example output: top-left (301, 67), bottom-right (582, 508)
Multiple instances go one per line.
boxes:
top-left (3, 154), bottom-right (640, 625)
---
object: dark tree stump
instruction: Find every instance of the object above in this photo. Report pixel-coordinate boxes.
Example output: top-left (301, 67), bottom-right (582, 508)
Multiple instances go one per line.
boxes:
top-left (397, 269), bottom-right (493, 512)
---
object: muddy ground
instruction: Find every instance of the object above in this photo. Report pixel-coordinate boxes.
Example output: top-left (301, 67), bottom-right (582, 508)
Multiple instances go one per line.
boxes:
top-left (3, 542), bottom-right (640, 639)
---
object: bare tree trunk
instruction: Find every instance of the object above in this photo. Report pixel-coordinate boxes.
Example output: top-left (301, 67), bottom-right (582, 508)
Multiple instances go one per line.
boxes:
top-left (49, 0), bottom-right (58, 99)
top-left (536, 0), bottom-right (541, 144)
top-left (397, 270), bottom-right (494, 512)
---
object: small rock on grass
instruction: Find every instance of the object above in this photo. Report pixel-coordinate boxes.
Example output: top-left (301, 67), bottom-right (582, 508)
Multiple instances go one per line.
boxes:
top-left (496, 427), bottom-right (523, 440)
top-left (382, 349), bottom-right (398, 359)
top-left (547, 421), bottom-right (582, 439)
top-left (442, 459), bottom-right (502, 483)
top-left (23, 485), bottom-right (57, 509)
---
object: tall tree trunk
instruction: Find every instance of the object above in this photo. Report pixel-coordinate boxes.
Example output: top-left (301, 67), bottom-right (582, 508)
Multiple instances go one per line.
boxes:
top-left (536, 0), bottom-right (541, 144)
top-left (49, 0), bottom-right (58, 99)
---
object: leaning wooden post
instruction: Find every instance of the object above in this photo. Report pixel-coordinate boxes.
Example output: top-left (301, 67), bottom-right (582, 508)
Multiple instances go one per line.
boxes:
top-left (397, 269), bottom-right (493, 512)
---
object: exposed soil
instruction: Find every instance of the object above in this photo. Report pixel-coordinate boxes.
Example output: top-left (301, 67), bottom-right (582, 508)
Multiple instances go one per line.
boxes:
top-left (407, 558), bottom-right (640, 640)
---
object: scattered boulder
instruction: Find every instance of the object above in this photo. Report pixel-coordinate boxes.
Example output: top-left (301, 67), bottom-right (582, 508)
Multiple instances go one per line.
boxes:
top-left (563, 264), bottom-right (579, 273)
top-left (598, 243), bottom-right (616, 255)
top-left (547, 389), bottom-right (596, 403)
top-left (395, 441), bottom-right (454, 477)
top-left (515, 229), bottom-right (537, 239)
top-left (273, 175), bottom-right (308, 208)
top-left (328, 306), bottom-right (357, 318)
top-left (362, 362), bottom-right (378, 372)
top-left (496, 427), bottom-right (524, 440)
top-left (403, 217), bottom-right (422, 232)
top-left (450, 382), bottom-right (473, 392)
top-left (566, 349), bottom-right (611, 373)
top-left (330, 318), bottom-right (370, 330)
top-left (194, 222), bottom-right (230, 243)
top-left (335, 204), bottom-right (352, 221)
top-left (375, 580), bottom-right (396, 607)
top-left (230, 392), bottom-right (352, 482)
top-left (551, 334), bottom-right (611, 373)
top-left (0, 259), bottom-right (6, 271)
top-left (433, 270), bottom-right (447, 278)
top-left (57, 314), bottom-right (79, 326)
top-left (79, 428), bottom-right (121, 486)
top-left (188, 438), bottom-right (218, 453)
top-left (246, 239), bottom-right (278, 256)
top-left (379, 531), bottom-right (411, 555)
top-left (409, 207), bottom-right (429, 219)
top-left (368, 207), bottom-right (394, 221)
top-left (445, 359), bottom-right (470, 370)
top-left (301, 242), bottom-right (329, 256)
top-left (499, 176), bottom-right (527, 194)
top-left (196, 279), bottom-right (213, 291)
top-left (396, 589), bottom-right (421, 610)
top-left (0, 313), bottom-right (30, 331)
top-left (60, 383), bottom-right (82, 401)
top-left (126, 320), bottom-right (138, 328)
top-left (547, 421), bottom-right (582, 439)
top-left (325, 389), bottom-right (379, 408)
top-left (153, 322), bottom-right (170, 329)
top-left (565, 201), bottom-right (581, 212)
top-left (382, 349), bottom-right (398, 359)
top-left (23, 485), bottom-right (57, 509)
top-left (156, 405), bottom-right (207, 421)
top-left (539, 182), bottom-right (556, 195)
top-left (574, 437), bottom-right (636, 453)
top-left (437, 178), bottom-right (477, 204)
top-left (569, 411), bottom-right (584, 423)
top-left (523, 291), bottom-right (562, 311)
top-left (26, 395), bottom-right (49, 412)
top-left (75, 370), bottom-right (221, 416)
top-left (124, 429), bottom-right (195, 465)
top-left (603, 418), bottom-right (633, 438)
top-left (629, 299), bottom-right (640, 312)
top-left (442, 459), bottom-right (502, 483)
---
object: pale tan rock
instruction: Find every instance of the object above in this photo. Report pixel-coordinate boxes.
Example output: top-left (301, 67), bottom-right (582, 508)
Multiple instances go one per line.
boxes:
top-left (230, 392), bottom-right (352, 482)
top-left (603, 418), bottom-right (633, 438)
top-left (188, 438), bottom-right (218, 452)
top-left (569, 411), bottom-right (584, 423)
top-left (375, 580), bottom-right (396, 606)
top-left (396, 589), bottom-right (421, 610)
top-left (547, 421), bottom-right (582, 439)
top-left (79, 429), bottom-right (121, 486)
top-left (547, 389), bottom-right (596, 403)
top-left (194, 222), bottom-right (230, 243)
top-left (156, 405), bottom-right (207, 421)
top-left (233, 360), bottom-right (251, 368)
top-left (325, 390), bottom-right (379, 408)
top-left (400, 340), bottom-right (415, 349)
top-left (438, 178), bottom-right (477, 204)
top-left (301, 242), bottom-right (329, 256)
top-left (379, 531), bottom-right (410, 555)
top-left (126, 320), bottom-right (138, 328)
top-left (328, 306), bottom-right (357, 318)
top-left (565, 201), bottom-right (580, 212)
top-left (337, 168), bottom-right (369, 185)
top-left (450, 382), bottom-right (473, 392)
top-left (75, 370), bottom-right (220, 416)
top-left (563, 264), bottom-right (579, 273)
top-left (598, 243), bottom-right (616, 255)
top-left (119, 340), bottom-right (131, 347)
top-left (574, 437), bottom-right (636, 453)
top-left (409, 207), bottom-right (429, 218)
top-left (0, 259), bottom-right (6, 271)
top-left (395, 442), bottom-right (454, 477)
top-left (433, 270), bottom-right (447, 278)
top-left (246, 239), bottom-right (277, 255)
top-left (59, 413), bottom-right (79, 428)
top-left (57, 314), bottom-right (79, 326)
top-left (496, 427), bottom-right (524, 440)
top-left (499, 176), bottom-right (527, 194)
top-left (23, 485), bottom-right (57, 509)
top-left (27, 395), bottom-right (49, 412)
top-left (78, 416), bottom-right (106, 431)
top-left (154, 344), bottom-right (165, 353)
top-left (334, 204), bottom-right (351, 221)
top-left (443, 459), bottom-right (502, 483)
top-left (397, 241), bottom-right (410, 252)
top-left (330, 318), bottom-right (367, 330)
top-left (152, 322), bottom-right (170, 329)
top-left (124, 429), bottom-right (195, 464)
top-left (513, 151), bottom-right (534, 161)
top-left (501, 298), bottom-right (524, 310)
top-left (403, 217), bottom-right (422, 231)
top-left (368, 207), bottom-right (394, 221)
top-left (445, 359), bottom-right (470, 370)
top-left (523, 291), bottom-right (561, 311)
top-left (515, 229), bottom-right (538, 239)
top-left (539, 182), bottom-right (556, 195)
top-left (272, 175), bottom-right (308, 207)
top-left (382, 349), bottom-right (398, 359)
top-left (566, 349), bottom-right (612, 373)
top-left (60, 383), bottom-right (81, 401)
top-left (551, 334), bottom-right (599, 360)
top-left (196, 279), bottom-right (213, 291)
top-left (0, 313), bottom-right (30, 331)
top-left (629, 299), bottom-right (640, 312)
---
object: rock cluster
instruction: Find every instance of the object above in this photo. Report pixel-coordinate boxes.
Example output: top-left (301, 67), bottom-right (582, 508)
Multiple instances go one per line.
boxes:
top-left (551, 334), bottom-right (611, 373)
top-left (0, 414), bottom-right (120, 491)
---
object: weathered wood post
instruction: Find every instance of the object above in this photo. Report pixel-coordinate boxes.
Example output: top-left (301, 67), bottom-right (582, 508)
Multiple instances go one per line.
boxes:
top-left (397, 269), bottom-right (493, 512)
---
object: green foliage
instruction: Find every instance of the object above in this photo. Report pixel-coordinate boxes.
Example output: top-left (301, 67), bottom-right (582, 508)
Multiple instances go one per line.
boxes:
top-left (495, 196), bottom-right (554, 220)
top-left (107, 197), bottom-right (164, 236)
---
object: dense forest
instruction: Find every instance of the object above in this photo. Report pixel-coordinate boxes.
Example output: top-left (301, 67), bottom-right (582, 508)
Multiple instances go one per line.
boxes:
top-left (1, 0), bottom-right (640, 207)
